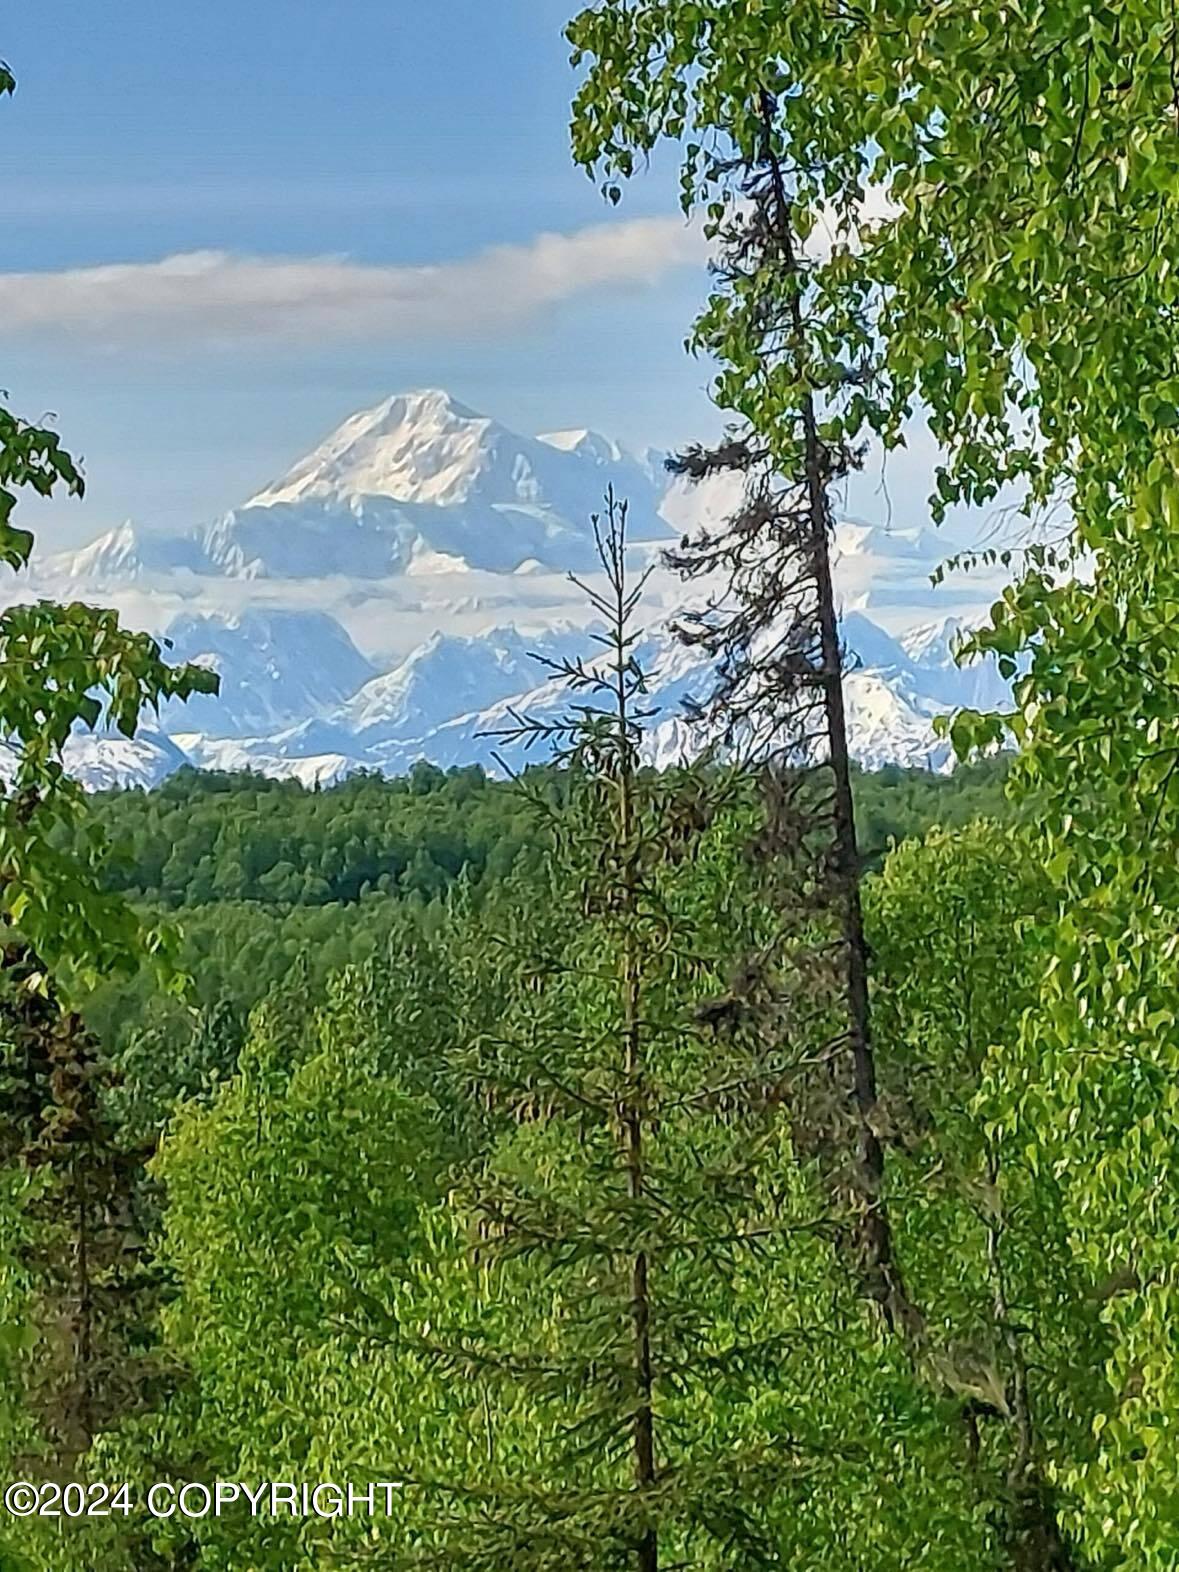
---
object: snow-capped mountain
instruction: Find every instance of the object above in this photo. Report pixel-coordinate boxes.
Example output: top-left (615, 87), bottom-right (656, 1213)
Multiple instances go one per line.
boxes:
top-left (48, 390), bottom-right (674, 584)
top-left (152, 605), bottom-right (1000, 787)
top-left (48, 521), bottom-right (211, 581)
top-left (337, 621), bottom-right (597, 745)
top-left (249, 391), bottom-right (664, 515)
top-left (0, 730), bottom-right (189, 793)
top-left (357, 613), bottom-right (990, 777)
top-left (844, 610), bottom-right (1010, 711)
top-left (255, 621), bottom-right (598, 763)
top-left (156, 609), bottom-right (375, 735)
top-left (900, 616), bottom-right (964, 665)
top-left (16, 388), bottom-right (1016, 791)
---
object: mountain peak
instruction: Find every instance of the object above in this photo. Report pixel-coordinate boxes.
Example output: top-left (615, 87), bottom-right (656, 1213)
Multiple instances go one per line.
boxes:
top-left (360, 388), bottom-right (485, 431)
top-left (246, 389), bottom-right (499, 510)
top-left (237, 388), bottom-right (673, 563)
top-left (900, 615), bottom-right (969, 666)
top-left (539, 428), bottom-right (623, 462)
top-left (41, 519), bottom-right (212, 581)
top-left (158, 607), bottom-right (375, 736)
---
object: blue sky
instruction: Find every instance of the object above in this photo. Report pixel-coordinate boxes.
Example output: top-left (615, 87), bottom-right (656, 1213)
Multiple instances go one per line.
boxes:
top-left (2, 0), bottom-right (720, 548)
top-left (2, 1), bottom-right (956, 554)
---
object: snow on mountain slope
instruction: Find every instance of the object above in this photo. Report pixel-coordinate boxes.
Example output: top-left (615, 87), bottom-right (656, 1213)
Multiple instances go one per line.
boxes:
top-left (841, 672), bottom-right (954, 772)
top-left (537, 426), bottom-right (664, 490)
top-left (47, 604), bottom-right (1007, 792)
top-left (900, 615), bottom-right (966, 665)
top-left (344, 614), bottom-right (991, 780)
top-left (250, 391), bottom-right (666, 519)
top-left (44, 599), bottom-right (996, 791)
top-left (841, 610), bottom-right (913, 673)
top-left (42, 521), bottom-right (210, 581)
top-left (211, 621), bottom-right (600, 766)
top-left (3, 731), bottom-right (192, 793)
top-left (359, 624), bottom-right (704, 777)
top-left (61, 731), bottom-right (192, 792)
top-left (538, 428), bottom-right (629, 462)
top-left (246, 390), bottom-right (492, 508)
top-left (168, 734), bottom-right (361, 789)
top-left (835, 523), bottom-right (946, 560)
top-left (48, 392), bottom-right (676, 585)
top-left (18, 388), bottom-right (1021, 790)
top-left (896, 615), bottom-right (1012, 708)
top-left (840, 610), bottom-right (1009, 710)
top-left (340, 621), bottom-right (596, 743)
top-left (196, 492), bottom-right (640, 578)
top-left (0, 731), bottom-right (188, 793)
top-left (156, 609), bottom-right (375, 735)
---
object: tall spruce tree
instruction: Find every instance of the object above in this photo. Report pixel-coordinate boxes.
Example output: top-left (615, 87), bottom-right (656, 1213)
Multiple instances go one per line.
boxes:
top-left (660, 96), bottom-right (913, 1343)
top-left (402, 494), bottom-right (889, 1570)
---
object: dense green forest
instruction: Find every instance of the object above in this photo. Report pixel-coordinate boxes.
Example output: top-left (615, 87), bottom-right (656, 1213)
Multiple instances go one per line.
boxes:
top-left (68, 757), bottom-right (1010, 1131)
top-left (82, 754), bottom-right (1008, 1006)
top-left (7, 4), bottom-right (1179, 1570)
top-left (93, 755), bottom-right (1011, 912)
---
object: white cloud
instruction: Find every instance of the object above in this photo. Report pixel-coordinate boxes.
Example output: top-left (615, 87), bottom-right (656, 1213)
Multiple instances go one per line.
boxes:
top-left (0, 217), bottom-right (708, 348)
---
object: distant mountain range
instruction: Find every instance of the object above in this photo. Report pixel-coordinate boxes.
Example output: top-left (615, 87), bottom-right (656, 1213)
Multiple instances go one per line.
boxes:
top-left (8, 389), bottom-right (1015, 790)
top-left (159, 604), bottom-right (1007, 787)
top-left (44, 390), bottom-right (673, 583)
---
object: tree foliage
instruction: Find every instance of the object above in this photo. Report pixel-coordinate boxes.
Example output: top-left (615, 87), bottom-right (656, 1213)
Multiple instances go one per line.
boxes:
top-left (1, 59), bottom-right (216, 992)
top-left (0, 53), bottom-right (218, 1569)
top-left (567, 4), bottom-right (1179, 1561)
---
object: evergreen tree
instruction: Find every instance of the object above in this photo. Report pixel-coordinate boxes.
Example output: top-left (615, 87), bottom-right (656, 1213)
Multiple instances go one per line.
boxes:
top-left (397, 496), bottom-right (893, 1569)
top-left (659, 98), bottom-right (912, 1340)
top-left (0, 948), bottom-right (162, 1473)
